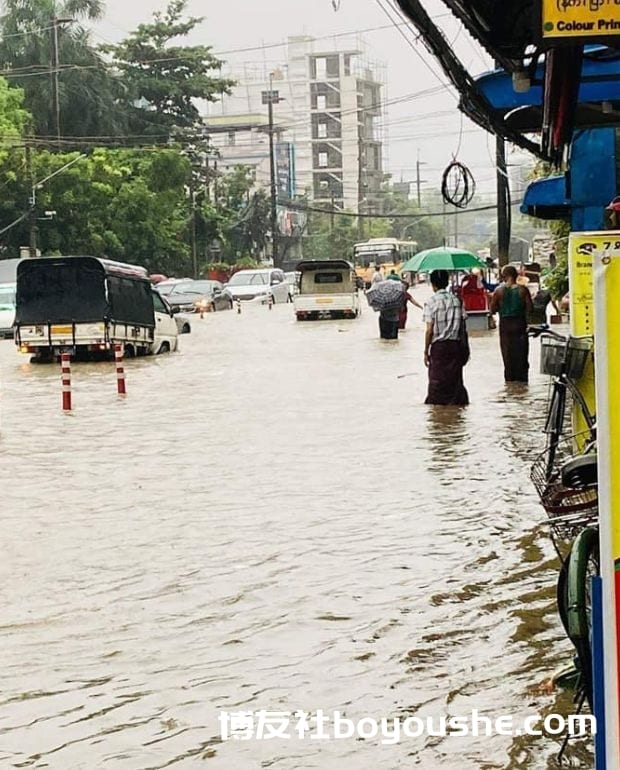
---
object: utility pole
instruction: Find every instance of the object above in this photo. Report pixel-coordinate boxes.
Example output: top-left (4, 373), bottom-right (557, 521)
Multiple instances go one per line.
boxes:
top-left (264, 75), bottom-right (280, 268)
top-left (415, 149), bottom-right (427, 208)
top-left (50, 18), bottom-right (72, 143)
top-left (26, 144), bottom-right (37, 258)
top-left (496, 133), bottom-right (510, 267)
top-left (190, 179), bottom-right (198, 279)
top-left (330, 195), bottom-right (335, 234)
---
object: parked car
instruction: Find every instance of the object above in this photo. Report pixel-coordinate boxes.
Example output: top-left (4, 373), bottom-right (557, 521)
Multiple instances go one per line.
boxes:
top-left (158, 279), bottom-right (233, 313)
top-left (0, 282), bottom-right (16, 339)
top-left (174, 313), bottom-right (192, 334)
top-left (225, 268), bottom-right (290, 303)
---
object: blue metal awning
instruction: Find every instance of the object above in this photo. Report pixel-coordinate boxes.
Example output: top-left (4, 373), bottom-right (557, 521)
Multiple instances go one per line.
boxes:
top-left (521, 176), bottom-right (570, 219)
top-left (471, 48), bottom-right (620, 113)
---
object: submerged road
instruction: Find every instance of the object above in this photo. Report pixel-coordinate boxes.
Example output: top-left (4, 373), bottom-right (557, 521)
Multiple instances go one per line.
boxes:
top-left (0, 290), bottom-right (592, 769)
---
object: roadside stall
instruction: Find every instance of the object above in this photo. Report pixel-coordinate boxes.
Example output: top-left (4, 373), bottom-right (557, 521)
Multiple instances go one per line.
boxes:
top-left (401, 247), bottom-right (493, 331)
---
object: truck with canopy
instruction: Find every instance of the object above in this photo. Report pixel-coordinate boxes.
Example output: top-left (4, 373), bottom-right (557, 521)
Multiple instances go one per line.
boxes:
top-left (15, 256), bottom-right (176, 361)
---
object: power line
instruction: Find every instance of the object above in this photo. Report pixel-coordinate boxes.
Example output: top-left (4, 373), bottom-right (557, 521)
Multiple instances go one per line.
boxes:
top-left (282, 199), bottom-right (522, 219)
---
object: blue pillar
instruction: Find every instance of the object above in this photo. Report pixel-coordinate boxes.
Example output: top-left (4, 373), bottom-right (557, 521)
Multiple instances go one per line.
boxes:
top-left (569, 129), bottom-right (617, 231)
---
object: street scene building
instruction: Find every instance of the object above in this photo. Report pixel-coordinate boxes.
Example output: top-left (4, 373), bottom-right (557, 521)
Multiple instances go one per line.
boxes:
top-left (205, 35), bottom-right (386, 213)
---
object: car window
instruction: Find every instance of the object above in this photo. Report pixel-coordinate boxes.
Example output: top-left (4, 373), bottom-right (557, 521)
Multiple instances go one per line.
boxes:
top-left (314, 272), bottom-right (343, 284)
top-left (228, 272), bottom-right (268, 286)
top-left (153, 292), bottom-right (168, 313)
top-left (157, 283), bottom-right (179, 295)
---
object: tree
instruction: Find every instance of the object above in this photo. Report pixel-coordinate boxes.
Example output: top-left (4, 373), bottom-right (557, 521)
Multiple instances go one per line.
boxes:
top-left (103, 0), bottom-right (234, 136)
top-left (0, 0), bottom-right (125, 137)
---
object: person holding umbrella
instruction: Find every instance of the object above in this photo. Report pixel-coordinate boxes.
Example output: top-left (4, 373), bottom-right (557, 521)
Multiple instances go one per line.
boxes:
top-left (366, 279), bottom-right (406, 340)
top-left (423, 270), bottom-right (469, 405)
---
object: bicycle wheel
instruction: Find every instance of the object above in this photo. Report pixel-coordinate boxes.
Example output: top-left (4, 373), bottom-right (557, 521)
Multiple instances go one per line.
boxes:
top-left (556, 557), bottom-right (570, 638)
top-left (566, 527), bottom-right (599, 708)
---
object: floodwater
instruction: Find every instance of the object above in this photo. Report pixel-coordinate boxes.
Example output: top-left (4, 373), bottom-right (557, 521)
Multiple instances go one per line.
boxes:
top-left (0, 289), bottom-right (593, 769)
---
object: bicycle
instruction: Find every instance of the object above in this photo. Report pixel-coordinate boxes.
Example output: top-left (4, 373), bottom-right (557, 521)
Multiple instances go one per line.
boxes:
top-left (528, 325), bottom-right (595, 480)
top-left (527, 325), bottom-right (599, 749)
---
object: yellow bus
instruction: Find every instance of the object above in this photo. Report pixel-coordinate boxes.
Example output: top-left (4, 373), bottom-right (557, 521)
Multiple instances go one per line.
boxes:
top-left (352, 238), bottom-right (418, 287)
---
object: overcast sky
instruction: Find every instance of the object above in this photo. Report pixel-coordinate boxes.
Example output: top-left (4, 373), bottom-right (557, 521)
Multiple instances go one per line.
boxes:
top-left (95, 0), bottom-right (532, 198)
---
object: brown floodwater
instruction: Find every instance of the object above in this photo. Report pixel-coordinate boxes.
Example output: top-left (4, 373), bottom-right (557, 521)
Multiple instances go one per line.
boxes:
top-left (0, 289), bottom-right (593, 769)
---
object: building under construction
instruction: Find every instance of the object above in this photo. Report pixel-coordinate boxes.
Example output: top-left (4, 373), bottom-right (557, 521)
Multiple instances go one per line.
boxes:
top-left (204, 35), bottom-right (387, 214)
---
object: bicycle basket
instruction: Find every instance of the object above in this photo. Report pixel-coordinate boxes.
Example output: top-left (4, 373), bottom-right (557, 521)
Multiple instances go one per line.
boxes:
top-left (530, 433), bottom-right (598, 538)
top-left (539, 335), bottom-right (593, 379)
top-left (540, 337), bottom-right (566, 377)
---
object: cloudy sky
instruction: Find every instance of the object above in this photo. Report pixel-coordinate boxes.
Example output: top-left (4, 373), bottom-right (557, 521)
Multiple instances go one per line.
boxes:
top-left (95, 0), bottom-right (532, 198)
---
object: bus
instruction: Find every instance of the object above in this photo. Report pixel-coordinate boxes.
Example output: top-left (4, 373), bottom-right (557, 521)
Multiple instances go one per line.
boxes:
top-left (352, 238), bottom-right (418, 288)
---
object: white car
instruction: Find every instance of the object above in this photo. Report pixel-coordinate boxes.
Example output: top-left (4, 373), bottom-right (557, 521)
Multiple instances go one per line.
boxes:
top-left (0, 282), bottom-right (15, 339)
top-left (152, 290), bottom-right (180, 354)
top-left (225, 268), bottom-right (291, 304)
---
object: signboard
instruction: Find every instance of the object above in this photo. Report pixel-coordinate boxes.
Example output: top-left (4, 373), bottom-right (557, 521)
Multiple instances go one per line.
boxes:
top-left (569, 232), bottom-right (597, 439)
top-left (541, 0), bottom-right (620, 42)
top-left (261, 90), bottom-right (279, 105)
top-left (275, 142), bottom-right (296, 200)
top-left (593, 232), bottom-right (620, 769)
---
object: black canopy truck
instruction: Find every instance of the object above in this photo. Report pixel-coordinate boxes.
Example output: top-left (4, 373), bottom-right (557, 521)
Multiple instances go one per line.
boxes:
top-left (15, 256), bottom-right (159, 361)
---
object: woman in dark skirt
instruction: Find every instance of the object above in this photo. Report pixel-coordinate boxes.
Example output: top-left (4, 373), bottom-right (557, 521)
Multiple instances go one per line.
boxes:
top-left (490, 265), bottom-right (533, 383)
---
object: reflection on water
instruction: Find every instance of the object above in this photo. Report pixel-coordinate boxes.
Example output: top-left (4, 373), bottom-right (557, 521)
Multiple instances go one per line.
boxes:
top-left (0, 301), bottom-right (591, 769)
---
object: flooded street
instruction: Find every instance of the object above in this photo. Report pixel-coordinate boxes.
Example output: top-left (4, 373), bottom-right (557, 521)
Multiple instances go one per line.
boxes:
top-left (0, 291), bottom-right (590, 769)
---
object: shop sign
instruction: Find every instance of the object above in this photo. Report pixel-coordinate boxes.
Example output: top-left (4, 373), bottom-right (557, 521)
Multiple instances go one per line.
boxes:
top-left (542, 0), bottom-right (620, 41)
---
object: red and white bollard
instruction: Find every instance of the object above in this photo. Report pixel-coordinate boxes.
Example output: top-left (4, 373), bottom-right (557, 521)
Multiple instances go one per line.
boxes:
top-left (236, 298), bottom-right (241, 314)
top-left (268, 294), bottom-right (274, 310)
top-left (61, 352), bottom-right (71, 411)
top-left (115, 344), bottom-right (126, 396)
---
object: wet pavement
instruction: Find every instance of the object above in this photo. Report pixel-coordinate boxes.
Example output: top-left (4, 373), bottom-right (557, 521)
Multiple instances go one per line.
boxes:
top-left (0, 289), bottom-right (592, 769)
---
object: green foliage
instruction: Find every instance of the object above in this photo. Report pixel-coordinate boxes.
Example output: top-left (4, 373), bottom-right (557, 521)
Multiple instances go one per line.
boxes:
top-left (0, 0), bottom-right (126, 137)
top-left (543, 220), bottom-right (570, 299)
top-left (103, 0), bottom-right (234, 135)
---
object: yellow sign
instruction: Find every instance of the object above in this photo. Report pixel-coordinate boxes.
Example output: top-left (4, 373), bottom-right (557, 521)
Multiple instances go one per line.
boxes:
top-left (542, 0), bottom-right (620, 40)
top-left (593, 234), bottom-right (620, 767)
top-left (569, 232), bottom-right (600, 438)
top-left (51, 325), bottom-right (73, 335)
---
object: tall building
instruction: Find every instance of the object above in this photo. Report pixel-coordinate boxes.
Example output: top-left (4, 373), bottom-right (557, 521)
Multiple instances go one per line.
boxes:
top-left (204, 35), bottom-right (386, 214)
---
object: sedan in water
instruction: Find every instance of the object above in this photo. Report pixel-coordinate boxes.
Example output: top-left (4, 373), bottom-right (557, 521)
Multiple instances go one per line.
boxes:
top-left (0, 282), bottom-right (16, 339)
top-left (158, 280), bottom-right (233, 313)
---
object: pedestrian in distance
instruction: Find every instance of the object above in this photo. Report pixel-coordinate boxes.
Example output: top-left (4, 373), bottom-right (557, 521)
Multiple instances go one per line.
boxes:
top-left (387, 269), bottom-right (401, 281)
top-left (398, 279), bottom-right (423, 331)
top-left (370, 265), bottom-right (384, 286)
top-left (490, 264), bottom-right (533, 383)
top-left (423, 269), bottom-right (469, 406)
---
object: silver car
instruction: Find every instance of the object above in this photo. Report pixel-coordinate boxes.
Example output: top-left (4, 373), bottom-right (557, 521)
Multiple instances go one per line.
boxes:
top-left (0, 282), bottom-right (15, 339)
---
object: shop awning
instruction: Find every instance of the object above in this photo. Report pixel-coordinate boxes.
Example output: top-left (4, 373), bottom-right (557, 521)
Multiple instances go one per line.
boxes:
top-left (520, 176), bottom-right (570, 220)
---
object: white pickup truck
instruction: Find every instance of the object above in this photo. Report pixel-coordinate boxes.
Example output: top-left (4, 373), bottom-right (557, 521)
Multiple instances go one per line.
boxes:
top-left (294, 260), bottom-right (361, 321)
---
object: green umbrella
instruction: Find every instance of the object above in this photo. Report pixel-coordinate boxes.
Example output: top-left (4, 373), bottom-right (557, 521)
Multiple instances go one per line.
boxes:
top-left (401, 247), bottom-right (487, 273)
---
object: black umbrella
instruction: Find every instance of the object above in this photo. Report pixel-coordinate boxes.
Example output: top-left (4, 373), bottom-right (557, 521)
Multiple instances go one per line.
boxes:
top-left (366, 280), bottom-right (405, 312)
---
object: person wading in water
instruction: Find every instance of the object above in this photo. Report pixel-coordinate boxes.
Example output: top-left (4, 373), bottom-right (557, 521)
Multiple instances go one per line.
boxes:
top-left (490, 265), bottom-right (533, 383)
top-left (423, 270), bottom-right (469, 406)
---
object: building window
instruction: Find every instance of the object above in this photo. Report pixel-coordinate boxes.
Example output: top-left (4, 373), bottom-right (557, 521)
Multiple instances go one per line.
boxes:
top-left (318, 152), bottom-right (328, 168)
top-left (317, 94), bottom-right (327, 111)
top-left (318, 123), bottom-right (327, 138)
top-left (315, 57), bottom-right (327, 79)
top-left (227, 131), bottom-right (235, 146)
top-left (344, 55), bottom-right (351, 76)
